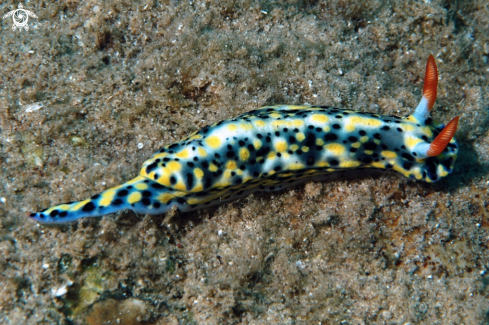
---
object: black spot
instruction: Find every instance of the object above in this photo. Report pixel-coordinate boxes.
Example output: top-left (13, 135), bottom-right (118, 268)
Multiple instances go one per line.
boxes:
top-left (324, 133), bottom-right (338, 141)
top-left (235, 178), bottom-right (243, 185)
top-left (274, 166), bottom-right (282, 172)
top-left (373, 133), bottom-right (381, 140)
top-left (82, 202), bottom-right (96, 212)
top-left (59, 211), bottom-right (68, 217)
top-left (145, 161), bottom-right (158, 174)
top-left (275, 131), bottom-right (280, 136)
top-left (421, 135), bottom-right (429, 141)
top-left (289, 136), bottom-right (296, 143)
top-left (362, 157), bottom-right (373, 164)
top-left (151, 183), bottom-right (165, 189)
top-left (306, 156), bottom-right (315, 166)
top-left (29, 213), bottom-right (37, 218)
top-left (385, 164), bottom-right (393, 169)
top-left (329, 159), bottom-right (339, 166)
top-left (142, 198), bottom-right (151, 206)
top-left (305, 133), bottom-right (316, 147)
top-left (308, 125), bottom-right (314, 129)
top-left (187, 162), bottom-right (195, 167)
top-left (359, 130), bottom-right (367, 136)
top-left (91, 194), bottom-right (100, 200)
top-left (176, 198), bottom-right (186, 205)
top-left (239, 164), bottom-right (246, 170)
top-left (403, 162), bottom-right (413, 170)
top-left (277, 152), bottom-right (282, 157)
top-left (50, 210), bottom-right (59, 217)
top-left (266, 136), bottom-right (271, 143)
top-left (117, 189), bottom-right (129, 197)
top-left (204, 178), bottom-right (212, 189)
top-left (335, 115), bottom-right (343, 119)
top-left (202, 161), bottom-right (209, 168)
top-left (253, 171), bottom-right (260, 177)
top-left (257, 134), bottom-right (263, 139)
top-left (401, 153), bottom-right (414, 161)
top-left (142, 190), bottom-right (152, 197)
top-left (396, 127), bottom-right (403, 132)
top-left (350, 148), bottom-right (357, 153)
top-left (297, 149), bottom-right (304, 155)
top-left (381, 126), bottom-right (390, 131)
top-left (154, 202), bottom-right (161, 209)
top-left (348, 136), bottom-right (358, 142)
top-left (332, 124), bottom-right (341, 129)
top-left (112, 199), bottom-right (123, 206)
top-left (381, 144), bottom-right (388, 150)
top-left (170, 176), bottom-right (177, 185)
top-left (226, 151), bottom-right (235, 158)
top-left (364, 142), bottom-right (377, 150)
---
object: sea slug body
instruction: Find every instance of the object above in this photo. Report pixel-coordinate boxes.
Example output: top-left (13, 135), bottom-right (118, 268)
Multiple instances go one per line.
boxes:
top-left (29, 55), bottom-right (459, 224)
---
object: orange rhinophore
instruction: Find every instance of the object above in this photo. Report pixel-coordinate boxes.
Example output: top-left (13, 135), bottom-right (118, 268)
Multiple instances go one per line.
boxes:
top-left (427, 116), bottom-right (460, 157)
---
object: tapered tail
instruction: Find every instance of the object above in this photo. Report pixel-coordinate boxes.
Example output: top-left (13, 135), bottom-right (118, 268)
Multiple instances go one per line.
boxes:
top-left (28, 176), bottom-right (184, 224)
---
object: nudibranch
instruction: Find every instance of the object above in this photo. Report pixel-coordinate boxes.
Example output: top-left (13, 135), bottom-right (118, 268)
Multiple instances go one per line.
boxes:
top-left (29, 55), bottom-right (459, 223)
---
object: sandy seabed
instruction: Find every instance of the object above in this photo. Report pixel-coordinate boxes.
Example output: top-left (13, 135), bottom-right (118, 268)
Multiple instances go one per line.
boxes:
top-left (1, 0), bottom-right (488, 324)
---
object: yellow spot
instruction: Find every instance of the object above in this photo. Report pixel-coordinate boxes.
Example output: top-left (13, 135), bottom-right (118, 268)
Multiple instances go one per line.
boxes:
top-left (340, 161), bottom-right (361, 168)
top-left (275, 141), bottom-right (287, 152)
top-left (323, 126), bottom-right (331, 132)
top-left (316, 138), bottom-right (324, 146)
top-left (324, 143), bottom-right (345, 156)
top-left (302, 146), bottom-right (309, 152)
top-left (167, 161), bottom-right (182, 172)
top-left (414, 169), bottom-right (423, 180)
top-left (290, 144), bottom-right (299, 151)
top-left (344, 124), bottom-right (355, 132)
top-left (128, 192), bottom-right (142, 204)
top-left (239, 148), bottom-right (250, 161)
top-left (296, 133), bottom-right (305, 142)
top-left (72, 199), bottom-right (90, 211)
top-left (189, 134), bottom-right (202, 140)
top-left (364, 150), bottom-right (373, 155)
top-left (205, 136), bottom-right (222, 149)
top-left (406, 136), bottom-right (422, 148)
top-left (175, 149), bottom-right (189, 159)
top-left (194, 167), bottom-right (204, 179)
top-left (209, 163), bottom-right (218, 172)
top-left (157, 193), bottom-right (174, 204)
top-left (282, 152), bottom-right (290, 159)
top-left (254, 139), bottom-right (262, 150)
top-left (239, 124), bottom-right (253, 131)
top-left (374, 139), bottom-right (381, 145)
top-left (289, 163), bottom-right (304, 170)
top-left (381, 151), bottom-right (397, 159)
top-left (198, 147), bottom-right (207, 157)
top-left (99, 190), bottom-right (116, 206)
top-left (370, 162), bottom-right (384, 169)
top-left (174, 180), bottom-right (187, 191)
top-left (267, 152), bottom-right (276, 160)
top-left (402, 124), bottom-right (415, 132)
top-left (317, 162), bottom-right (329, 167)
top-left (292, 120), bottom-right (305, 127)
top-left (227, 124), bottom-right (238, 132)
top-left (269, 113), bottom-right (281, 119)
top-left (135, 182), bottom-right (148, 190)
top-left (254, 120), bottom-right (266, 128)
top-left (311, 114), bottom-right (329, 124)
top-left (226, 160), bottom-right (237, 170)
top-left (360, 136), bottom-right (369, 143)
top-left (345, 116), bottom-right (382, 133)
top-left (187, 197), bottom-right (202, 205)
top-left (351, 142), bottom-right (361, 148)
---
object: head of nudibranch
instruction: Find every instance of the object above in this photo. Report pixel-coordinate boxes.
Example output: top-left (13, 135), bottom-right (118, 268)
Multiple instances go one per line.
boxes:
top-left (397, 55), bottom-right (459, 182)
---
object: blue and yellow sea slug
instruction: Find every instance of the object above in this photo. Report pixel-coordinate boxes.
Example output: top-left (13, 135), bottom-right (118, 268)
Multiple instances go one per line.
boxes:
top-left (29, 55), bottom-right (459, 223)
